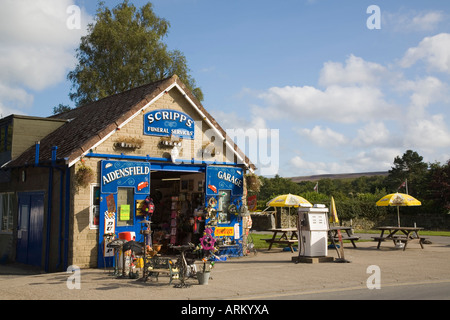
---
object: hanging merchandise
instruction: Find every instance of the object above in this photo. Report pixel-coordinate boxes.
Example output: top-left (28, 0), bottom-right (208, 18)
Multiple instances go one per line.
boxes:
top-left (193, 216), bottom-right (202, 234)
top-left (228, 204), bottom-right (237, 215)
top-left (140, 196), bottom-right (155, 218)
top-left (170, 196), bottom-right (179, 244)
top-left (206, 197), bottom-right (217, 225)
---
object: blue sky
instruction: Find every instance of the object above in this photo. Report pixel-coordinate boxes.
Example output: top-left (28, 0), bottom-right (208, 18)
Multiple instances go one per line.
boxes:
top-left (1, 0), bottom-right (450, 177)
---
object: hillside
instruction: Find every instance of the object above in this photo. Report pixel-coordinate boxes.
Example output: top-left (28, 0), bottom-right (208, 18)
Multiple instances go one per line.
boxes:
top-left (290, 171), bottom-right (389, 183)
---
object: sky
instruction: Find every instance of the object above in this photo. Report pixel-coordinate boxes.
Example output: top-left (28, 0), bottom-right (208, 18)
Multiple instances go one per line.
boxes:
top-left (1, 0), bottom-right (450, 177)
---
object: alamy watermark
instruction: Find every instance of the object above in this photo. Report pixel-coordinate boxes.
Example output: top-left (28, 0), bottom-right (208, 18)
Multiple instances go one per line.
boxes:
top-left (66, 5), bottom-right (81, 30)
top-left (170, 122), bottom-right (280, 176)
top-left (66, 265), bottom-right (81, 289)
top-left (367, 5), bottom-right (381, 30)
top-left (366, 265), bottom-right (381, 289)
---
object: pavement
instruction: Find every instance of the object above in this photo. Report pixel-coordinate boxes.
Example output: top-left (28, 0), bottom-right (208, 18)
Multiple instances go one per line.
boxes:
top-left (1, 234), bottom-right (450, 301)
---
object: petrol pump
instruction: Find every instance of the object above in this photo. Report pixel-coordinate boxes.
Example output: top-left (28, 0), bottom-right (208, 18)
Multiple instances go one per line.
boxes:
top-left (294, 204), bottom-right (334, 263)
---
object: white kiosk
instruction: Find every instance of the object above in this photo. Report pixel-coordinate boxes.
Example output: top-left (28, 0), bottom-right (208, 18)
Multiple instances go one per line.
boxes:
top-left (293, 204), bottom-right (334, 263)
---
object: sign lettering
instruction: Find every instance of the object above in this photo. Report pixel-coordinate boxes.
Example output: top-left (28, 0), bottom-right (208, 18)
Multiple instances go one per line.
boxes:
top-left (144, 109), bottom-right (194, 139)
top-left (215, 227), bottom-right (234, 237)
top-left (206, 167), bottom-right (244, 196)
top-left (101, 160), bottom-right (150, 194)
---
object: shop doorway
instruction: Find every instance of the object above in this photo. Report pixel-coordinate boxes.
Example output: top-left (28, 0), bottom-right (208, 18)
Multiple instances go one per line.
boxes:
top-left (16, 192), bottom-right (44, 267)
top-left (149, 171), bottom-right (205, 250)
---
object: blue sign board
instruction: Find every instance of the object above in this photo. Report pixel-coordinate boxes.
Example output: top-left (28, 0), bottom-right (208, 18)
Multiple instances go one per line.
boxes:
top-left (206, 166), bottom-right (244, 196)
top-left (100, 160), bottom-right (150, 194)
top-left (144, 109), bottom-right (195, 139)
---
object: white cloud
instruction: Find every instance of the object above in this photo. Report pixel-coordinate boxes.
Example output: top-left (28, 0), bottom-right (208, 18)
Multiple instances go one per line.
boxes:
top-left (400, 33), bottom-right (450, 73)
top-left (0, 84), bottom-right (33, 116)
top-left (319, 55), bottom-right (389, 87)
top-left (290, 155), bottom-right (343, 175)
top-left (396, 76), bottom-right (450, 121)
top-left (384, 10), bottom-right (445, 32)
top-left (211, 109), bottom-right (267, 130)
top-left (246, 35), bottom-right (450, 176)
top-left (410, 11), bottom-right (445, 31)
top-left (254, 55), bottom-right (398, 125)
top-left (348, 148), bottom-right (401, 172)
top-left (353, 122), bottom-right (391, 147)
top-left (0, 46), bottom-right (76, 91)
top-left (404, 114), bottom-right (450, 151)
top-left (289, 146), bottom-right (402, 176)
top-left (299, 125), bottom-right (348, 147)
top-left (257, 84), bottom-right (393, 124)
top-left (0, 0), bottom-right (91, 115)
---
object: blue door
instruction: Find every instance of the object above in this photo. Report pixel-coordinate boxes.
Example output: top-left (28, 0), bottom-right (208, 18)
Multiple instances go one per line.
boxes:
top-left (16, 193), bottom-right (44, 266)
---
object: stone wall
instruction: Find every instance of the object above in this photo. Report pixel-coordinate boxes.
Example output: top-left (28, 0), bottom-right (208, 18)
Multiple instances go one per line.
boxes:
top-left (377, 213), bottom-right (450, 230)
top-left (250, 213), bottom-right (275, 230)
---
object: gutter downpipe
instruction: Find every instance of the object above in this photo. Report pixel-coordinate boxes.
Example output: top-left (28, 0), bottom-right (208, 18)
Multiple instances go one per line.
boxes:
top-left (44, 156), bottom-right (53, 272)
top-left (44, 146), bottom-right (57, 272)
top-left (56, 167), bottom-right (64, 271)
top-left (35, 141), bottom-right (40, 165)
top-left (64, 166), bottom-right (70, 270)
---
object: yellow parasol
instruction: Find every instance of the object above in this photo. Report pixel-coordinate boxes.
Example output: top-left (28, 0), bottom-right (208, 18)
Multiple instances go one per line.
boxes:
top-left (376, 193), bottom-right (421, 227)
top-left (266, 194), bottom-right (312, 230)
top-left (329, 196), bottom-right (339, 224)
top-left (329, 196), bottom-right (349, 262)
top-left (266, 194), bottom-right (312, 208)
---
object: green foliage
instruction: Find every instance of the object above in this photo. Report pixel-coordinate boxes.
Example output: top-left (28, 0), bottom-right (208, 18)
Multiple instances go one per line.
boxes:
top-left (52, 103), bottom-right (73, 115)
top-left (258, 175), bottom-right (302, 200)
top-left (385, 150), bottom-right (428, 197)
top-left (254, 150), bottom-right (448, 221)
top-left (427, 159), bottom-right (450, 212)
top-left (68, 0), bottom-right (203, 107)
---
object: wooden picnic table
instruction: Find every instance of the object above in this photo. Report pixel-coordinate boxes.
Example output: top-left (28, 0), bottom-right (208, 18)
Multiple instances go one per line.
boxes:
top-left (263, 228), bottom-right (298, 252)
top-left (373, 226), bottom-right (425, 251)
top-left (328, 226), bottom-right (360, 248)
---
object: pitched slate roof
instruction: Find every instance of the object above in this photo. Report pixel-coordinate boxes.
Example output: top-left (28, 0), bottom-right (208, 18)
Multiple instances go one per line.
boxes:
top-left (7, 75), bottom-right (255, 170)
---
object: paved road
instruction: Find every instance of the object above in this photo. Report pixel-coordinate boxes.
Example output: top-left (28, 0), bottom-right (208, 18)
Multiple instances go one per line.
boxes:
top-left (241, 280), bottom-right (450, 300)
top-left (1, 235), bottom-right (450, 302)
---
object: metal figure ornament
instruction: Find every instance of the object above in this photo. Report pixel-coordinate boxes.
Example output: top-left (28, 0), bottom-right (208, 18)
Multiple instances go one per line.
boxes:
top-left (199, 228), bottom-right (216, 251)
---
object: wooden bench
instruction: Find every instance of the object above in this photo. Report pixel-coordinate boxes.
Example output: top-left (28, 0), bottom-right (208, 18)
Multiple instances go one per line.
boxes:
top-left (330, 236), bottom-right (360, 248)
top-left (262, 238), bottom-right (297, 244)
top-left (262, 238), bottom-right (297, 252)
top-left (262, 238), bottom-right (297, 245)
top-left (144, 256), bottom-right (179, 284)
top-left (372, 236), bottom-right (427, 250)
top-left (328, 227), bottom-right (360, 248)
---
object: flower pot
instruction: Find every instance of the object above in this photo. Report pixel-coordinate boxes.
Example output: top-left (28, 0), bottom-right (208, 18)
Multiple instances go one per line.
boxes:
top-left (197, 271), bottom-right (210, 285)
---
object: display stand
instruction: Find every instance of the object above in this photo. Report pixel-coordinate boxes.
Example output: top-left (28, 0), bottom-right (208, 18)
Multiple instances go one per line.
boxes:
top-left (171, 244), bottom-right (195, 288)
top-left (107, 238), bottom-right (126, 276)
top-left (140, 219), bottom-right (151, 281)
top-left (170, 196), bottom-right (178, 245)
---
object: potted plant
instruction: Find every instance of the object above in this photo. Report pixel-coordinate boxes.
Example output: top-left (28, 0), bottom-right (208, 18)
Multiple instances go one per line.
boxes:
top-left (197, 258), bottom-right (215, 285)
top-left (195, 228), bottom-right (217, 285)
top-left (114, 137), bottom-right (144, 149)
top-left (74, 162), bottom-right (94, 188)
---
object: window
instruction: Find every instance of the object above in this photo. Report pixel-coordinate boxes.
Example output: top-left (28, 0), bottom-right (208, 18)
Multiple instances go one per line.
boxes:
top-left (90, 185), bottom-right (100, 229)
top-left (0, 125), bottom-right (12, 152)
top-left (0, 193), bottom-right (14, 233)
top-left (117, 188), bottom-right (134, 227)
top-left (218, 190), bottom-right (231, 224)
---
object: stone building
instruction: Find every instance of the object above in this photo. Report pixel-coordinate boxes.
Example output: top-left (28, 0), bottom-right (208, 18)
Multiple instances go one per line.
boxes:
top-left (0, 75), bottom-right (254, 272)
